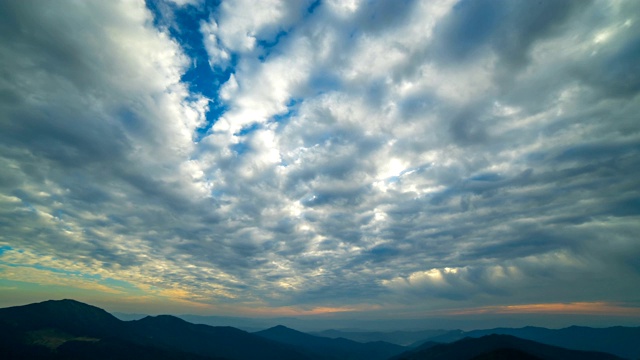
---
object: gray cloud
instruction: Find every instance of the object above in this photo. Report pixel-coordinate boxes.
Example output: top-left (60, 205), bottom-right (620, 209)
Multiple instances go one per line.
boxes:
top-left (0, 0), bottom-right (639, 319)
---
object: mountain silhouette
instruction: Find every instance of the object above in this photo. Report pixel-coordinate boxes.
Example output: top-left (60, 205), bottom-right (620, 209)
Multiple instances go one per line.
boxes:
top-left (0, 299), bottom-right (307, 359)
top-left (392, 334), bottom-right (624, 360)
top-left (130, 315), bottom-right (308, 359)
top-left (465, 325), bottom-right (640, 360)
top-left (0, 300), bottom-right (630, 360)
top-left (310, 329), bottom-right (450, 346)
top-left (255, 324), bottom-right (407, 360)
top-left (414, 325), bottom-right (640, 359)
top-left (0, 299), bottom-right (123, 337)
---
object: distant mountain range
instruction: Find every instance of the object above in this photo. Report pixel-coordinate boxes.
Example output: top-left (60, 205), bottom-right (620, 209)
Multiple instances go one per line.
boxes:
top-left (404, 325), bottom-right (640, 359)
top-left (255, 324), bottom-right (405, 360)
top-left (311, 324), bottom-right (640, 359)
top-left (0, 299), bottom-right (636, 360)
top-left (309, 329), bottom-right (450, 346)
top-left (391, 334), bottom-right (623, 360)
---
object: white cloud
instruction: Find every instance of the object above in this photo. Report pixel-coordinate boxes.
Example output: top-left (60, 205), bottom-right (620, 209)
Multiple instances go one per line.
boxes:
top-left (1, 0), bottom-right (640, 315)
top-left (200, 0), bottom-right (313, 68)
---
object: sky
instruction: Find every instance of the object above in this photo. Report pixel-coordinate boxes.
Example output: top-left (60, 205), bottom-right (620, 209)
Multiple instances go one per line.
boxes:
top-left (1, 0), bottom-right (640, 329)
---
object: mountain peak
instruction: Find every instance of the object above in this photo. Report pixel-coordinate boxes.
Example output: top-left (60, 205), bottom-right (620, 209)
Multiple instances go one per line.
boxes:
top-left (137, 314), bottom-right (191, 326)
top-left (48, 298), bottom-right (82, 303)
top-left (2, 298), bottom-right (115, 318)
top-left (271, 324), bottom-right (294, 331)
top-left (40, 298), bottom-right (97, 307)
top-left (0, 298), bottom-right (122, 337)
top-left (257, 324), bottom-right (308, 336)
top-left (255, 324), bottom-right (407, 360)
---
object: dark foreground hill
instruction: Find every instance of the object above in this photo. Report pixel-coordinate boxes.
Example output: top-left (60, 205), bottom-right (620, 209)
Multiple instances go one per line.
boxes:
top-left (255, 325), bottom-right (406, 360)
top-left (393, 334), bottom-right (624, 360)
top-left (0, 299), bottom-right (306, 360)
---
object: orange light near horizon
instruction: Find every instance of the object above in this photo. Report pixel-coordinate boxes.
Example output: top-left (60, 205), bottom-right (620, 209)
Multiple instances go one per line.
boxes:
top-left (444, 301), bottom-right (640, 317)
top-left (229, 304), bottom-right (383, 318)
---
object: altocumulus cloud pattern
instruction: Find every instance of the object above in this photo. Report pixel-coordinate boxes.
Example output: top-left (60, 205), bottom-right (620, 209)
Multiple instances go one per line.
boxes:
top-left (0, 0), bottom-right (639, 319)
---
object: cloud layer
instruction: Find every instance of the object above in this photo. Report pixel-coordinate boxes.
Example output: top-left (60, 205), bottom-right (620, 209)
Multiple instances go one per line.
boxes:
top-left (1, 0), bottom-right (639, 319)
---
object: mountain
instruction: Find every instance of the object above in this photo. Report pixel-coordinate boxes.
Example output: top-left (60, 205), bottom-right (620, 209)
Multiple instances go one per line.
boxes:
top-left (393, 334), bottom-right (624, 360)
top-left (416, 326), bottom-right (640, 359)
top-left (0, 299), bottom-right (308, 360)
top-left (1, 300), bottom-right (632, 360)
top-left (0, 302), bottom-right (212, 360)
top-left (414, 329), bottom-right (466, 344)
top-left (0, 299), bottom-right (124, 337)
top-left (309, 329), bottom-right (450, 346)
top-left (467, 326), bottom-right (640, 360)
top-left (255, 324), bottom-right (407, 360)
top-left (130, 315), bottom-right (308, 360)
top-left (177, 314), bottom-right (290, 332)
top-left (177, 314), bottom-right (453, 333)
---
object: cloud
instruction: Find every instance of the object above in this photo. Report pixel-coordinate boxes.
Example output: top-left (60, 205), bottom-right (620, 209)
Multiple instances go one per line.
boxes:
top-left (1, 0), bottom-right (639, 318)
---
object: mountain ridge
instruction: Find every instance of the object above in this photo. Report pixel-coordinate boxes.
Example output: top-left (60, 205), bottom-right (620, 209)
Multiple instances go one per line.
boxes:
top-left (0, 299), bottom-right (634, 360)
top-left (255, 324), bottom-right (407, 360)
top-left (0, 299), bottom-right (305, 360)
top-left (392, 334), bottom-right (624, 360)
top-left (415, 325), bottom-right (640, 359)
